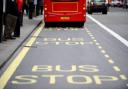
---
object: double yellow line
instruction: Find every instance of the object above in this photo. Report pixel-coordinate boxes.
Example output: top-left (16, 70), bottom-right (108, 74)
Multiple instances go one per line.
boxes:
top-left (0, 22), bottom-right (44, 89)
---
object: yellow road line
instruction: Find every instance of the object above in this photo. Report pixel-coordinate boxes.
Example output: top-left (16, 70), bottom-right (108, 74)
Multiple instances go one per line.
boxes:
top-left (0, 22), bottom-right (44, 89)
top-left (119, 75), bottom-right (127, 80)
top-left (113, 66), bottom-right (121, 72)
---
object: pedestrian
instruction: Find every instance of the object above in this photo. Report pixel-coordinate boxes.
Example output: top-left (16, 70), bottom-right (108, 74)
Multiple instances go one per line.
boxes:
top-left (22, 0), bottom-right (28, 15)
top-left (0, 0), bottom-right (3, 42)
top-left (21, 0), bottom-right (28, 26)
top-left (28, 0), bottom-right (34, 19)
top-left (39, 0), bottom-right (43, 15)
top-left (4, 0), bottom-right (18, 40)
top-left (33, 0), bottom-right (37, 16)
top-left (35, 0), bottom-right (40, 16)
top-left (13, 0), bottom-right (23, 37)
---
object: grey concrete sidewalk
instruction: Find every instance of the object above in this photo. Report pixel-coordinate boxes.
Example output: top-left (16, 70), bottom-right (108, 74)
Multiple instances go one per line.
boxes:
top-left (0, 15), bottom-right (43, 68)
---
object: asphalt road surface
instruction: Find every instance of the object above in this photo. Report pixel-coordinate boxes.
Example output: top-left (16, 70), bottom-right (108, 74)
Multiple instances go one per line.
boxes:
top-left (0, 8), bottom-right (128, 89)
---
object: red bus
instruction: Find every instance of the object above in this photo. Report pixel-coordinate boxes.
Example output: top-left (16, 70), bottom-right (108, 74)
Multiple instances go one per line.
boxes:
top-left (44, 0), bottom-right (86, 26)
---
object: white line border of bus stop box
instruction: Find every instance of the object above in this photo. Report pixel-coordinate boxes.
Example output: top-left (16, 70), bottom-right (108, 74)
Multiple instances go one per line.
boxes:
top-left (87, 15), bottom-right (128, 48)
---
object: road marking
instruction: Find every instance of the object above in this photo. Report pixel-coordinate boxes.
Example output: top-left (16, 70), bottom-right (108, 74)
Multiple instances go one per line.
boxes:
top-left (65, 42), bottom-right (79, 45)
top-left (93, 40), bottom-right (97, 42)
top-left (89, 34), bottom-right (94, 37)
top-left (98, 46), bottom-right (102, 49)
top-left (91, 37), bottom-right (95, 39)
top-left (56, 42), bottom-right (60, 45)
top-left (85, 27), bottom-right (127, 81)
top-left (108, 59), bottom-right (114, 64)
top-left (0, 47), bottom-right (29, 89)
top-left (101, 50), bottom-right (106, 54)
top-left (0, 22), bottom-right (44, 89)
top-left (104, 54), bottom-right (110, 58)
top-left (87, 15), bottom-right (128, 47)
top-left (95, 43), bottom-right (100, 46)
top-left (119, 75), bottom-right (127, 80)
top-left (80, 42), bottom-right (85, 45)
top-left (113, 66), bottom-right (121, 72)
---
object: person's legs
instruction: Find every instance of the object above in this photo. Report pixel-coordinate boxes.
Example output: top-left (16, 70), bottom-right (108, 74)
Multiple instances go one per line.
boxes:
top-left (0, 0), bottom-right (3, 42)
top-left (25, 4), bottom-right (29, 15)
top-left (40, 6), bottom-right (43, 15)
top-left (20, 11), bottom-right (23, 26)
top-left (14, 13), bottom-right (20, 37)
top-left (0, 14), bottom-right (3, 42)
top-left (36, 4), bottom-right (40, 16)
top-left (28, 3), bottom-right (33, 19)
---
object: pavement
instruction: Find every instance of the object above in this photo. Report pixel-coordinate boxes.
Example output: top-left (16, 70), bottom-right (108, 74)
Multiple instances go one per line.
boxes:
top-left (0, 15), bottom-right (42, 68)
